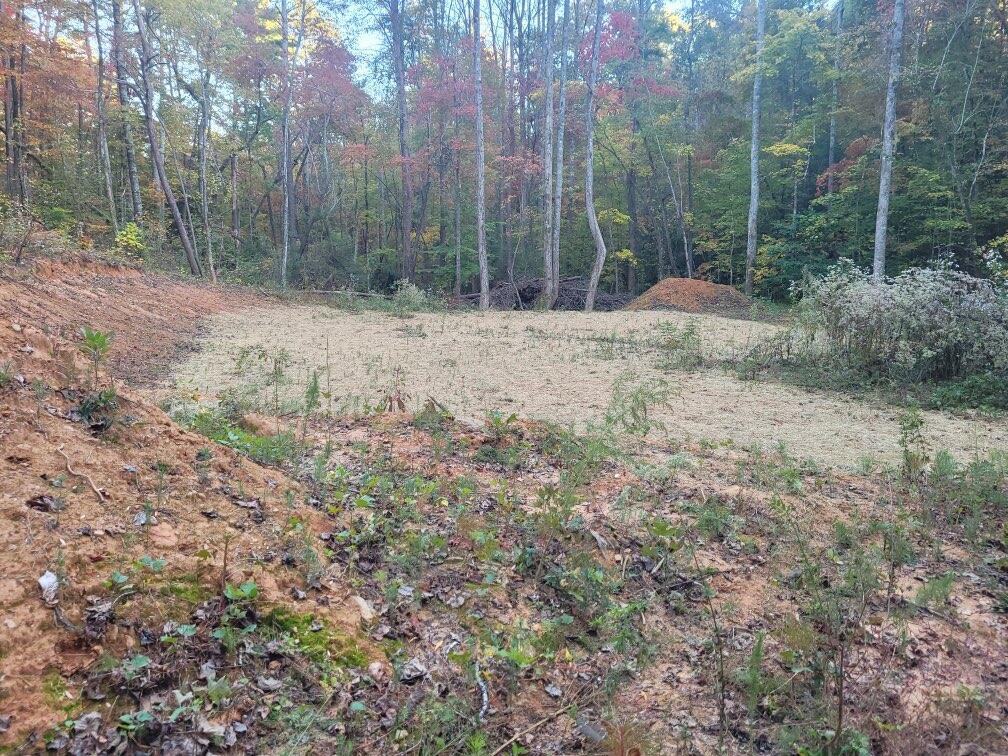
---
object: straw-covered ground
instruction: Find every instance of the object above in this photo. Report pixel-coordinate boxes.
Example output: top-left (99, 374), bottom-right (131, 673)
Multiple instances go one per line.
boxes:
top-left (169, 304), bottom-right (1008, 469)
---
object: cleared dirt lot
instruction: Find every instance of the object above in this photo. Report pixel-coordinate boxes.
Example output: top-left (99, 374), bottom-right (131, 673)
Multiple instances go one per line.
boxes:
top-left (169, 304), bottom-right (1008, 468)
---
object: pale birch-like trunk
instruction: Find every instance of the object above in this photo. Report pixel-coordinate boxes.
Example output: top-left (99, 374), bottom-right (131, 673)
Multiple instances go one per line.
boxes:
top-left (872, 0), bottom-right (905, 283)
top-left (198, 69), bottom-right (216, 282)
top-left (550, 0), bottom-right (570, 300)
top-left (584, 0), bottom-right (607, 313)
top-left (743, 0), bottom-right (766, 296)
top-left (826, 0), bottom-right (843, 203)
top-left (474, 0), bottom-right (489, 309)
top-left (280, 0), bottom-right (291, 287)
top-left (91, 0), bottom-right (119, 234)
top-left (111, 0), bottom-right (142, 220)
top-left (540, 0), bottom-right (557, 306)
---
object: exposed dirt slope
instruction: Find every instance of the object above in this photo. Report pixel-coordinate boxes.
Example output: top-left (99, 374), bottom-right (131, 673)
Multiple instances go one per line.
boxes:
top-left (0, 260), bottom-right (368, 750)
top-left (628, 277), bottom-right (752, 315)
top-left (0, 255), bottom-right (265, 385)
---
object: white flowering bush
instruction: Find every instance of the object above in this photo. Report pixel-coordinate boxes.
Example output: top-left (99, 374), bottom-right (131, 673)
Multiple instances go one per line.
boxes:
top-left (791, 262), bottom-right (1008, 383)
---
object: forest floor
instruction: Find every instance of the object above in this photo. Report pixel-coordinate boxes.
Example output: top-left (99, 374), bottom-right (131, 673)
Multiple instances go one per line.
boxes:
top-left (169, 304), bottom-right (1008, 469)
top-left (1, 254), bottom-right (1007, 755)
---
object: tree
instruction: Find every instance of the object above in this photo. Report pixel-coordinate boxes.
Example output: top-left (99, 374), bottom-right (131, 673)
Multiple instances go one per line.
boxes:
top-left (826, 0), bottom-right (843, 203)
top-left (91, 0), bottom-right (119, 234)
top-left (389, 0), bottom-right (416, 282)
top-left (584, 0), bottom-right (608, 313)
top-left (278, 0), bottom-right (307, 289)
top-left (131, 0), bottom-right (202, 276)
top-left (744, 0), bottom-right (766, 297)
top-left (540, 0), bottom-right (557, 307)
top-left (111, 0), bottom-right (143, 220)
top-left (473, 0), bottom-right (489, 309)
top-left (872, 0), bottom-right (905, 283)
top-left (550, 0), bottom-right (571, 296)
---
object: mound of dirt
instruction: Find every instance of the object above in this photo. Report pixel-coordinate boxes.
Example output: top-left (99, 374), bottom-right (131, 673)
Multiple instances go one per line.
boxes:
top-left (628, 276), bottom-right (751, 315)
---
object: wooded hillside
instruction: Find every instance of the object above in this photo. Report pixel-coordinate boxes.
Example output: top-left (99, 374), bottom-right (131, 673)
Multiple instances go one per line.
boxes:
top-left (0, 0), bottom-right (1005, 301)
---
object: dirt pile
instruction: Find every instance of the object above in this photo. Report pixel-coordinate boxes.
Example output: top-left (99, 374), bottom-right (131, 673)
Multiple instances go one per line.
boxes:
top-left (628, 276), bottom-right (751, 315)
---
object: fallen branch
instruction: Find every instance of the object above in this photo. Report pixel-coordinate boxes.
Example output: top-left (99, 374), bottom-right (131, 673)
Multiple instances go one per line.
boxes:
top-left (489, 684), bottom-right (595, 756)
top-left (475, 660), bottom-right (490, 723)
top-left (56, 445), bottom-right (105, 503)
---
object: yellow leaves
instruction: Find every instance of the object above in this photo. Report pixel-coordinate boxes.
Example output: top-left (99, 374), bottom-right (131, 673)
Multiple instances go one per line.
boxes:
top-left (765, 141), bottom-right (809, 177)
top-left (614, 248), bottom-right (639, 267)
top-left (661, 9), bottom-right (688, 34)
top-left (418, 225), bottom-right (442, 249)
top-left (598, 208), bottom-right (630, 226)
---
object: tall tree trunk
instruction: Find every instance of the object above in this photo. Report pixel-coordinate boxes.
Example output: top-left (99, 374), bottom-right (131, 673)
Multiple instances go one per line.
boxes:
top-left (131, 0), bottom-right (201, 276)
top-left (390, 0), bottom-right (416, 281)
top-left (198, 70), bottom-right (216, 282)
top-left (111, 0), bottom-right (142, 220)
top-left (584, 0), bottom-right (607, 312)
top-left (872, 0), bottom-right (905, 283)
top-left (231, 153), bottom-right (239, 268)
top-left (280, 0), bottom-right (291, 287)
top-left (454, 127), bottom-right (462, 298)
top-left (826, 0), bottom-right (843, 204)
top-left (626, 165), bottom-right (639, 294)
top-left (744, 0), bottom-right (766, 297)
top-left (550, 0), bottom-right (570, 300)
top-left (474, 0), bottom-right (489, 309)
top-left (540, 0), bottom-right (557, 306)
top-left (92, 0), bottom-right (119, 234)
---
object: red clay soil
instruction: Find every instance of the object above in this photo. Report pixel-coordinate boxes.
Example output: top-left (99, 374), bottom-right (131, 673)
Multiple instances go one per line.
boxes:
top-left (0, 258), bottom-right (370, 747)
top-left (0, 254), bottom-right (267, 385)
top-left (627, 276), bottom-right (751, 315)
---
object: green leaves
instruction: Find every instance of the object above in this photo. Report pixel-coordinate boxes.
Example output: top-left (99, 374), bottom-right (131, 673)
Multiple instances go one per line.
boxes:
top-left (121, 654), bottom-right (151, 681)
top-left (137, 555), bottom-right (166, 573)
top-left (79, 326), bottom-right (113, 361)
top-left (223, 580), bottom-right (260, 602)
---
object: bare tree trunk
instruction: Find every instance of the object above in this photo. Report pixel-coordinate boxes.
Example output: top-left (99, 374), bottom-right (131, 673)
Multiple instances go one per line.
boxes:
top-left (540, 0), bottom-right (557, 306)
top-left (92, 0), bottom-right (119, 234)
top-left (131, 0), bottom-right (201, 276)
top-left (872, 0), bottom-right (905, 283)
top-left (280, 0), bottom-right (291, 287)
top-left (474, 0), bottom-right (489, 309)
top-left (454, 144), bottom-right (462, 298)
top-left (231, 153), bottom-right (239, 268)
top-left (390, 0), bottom-right (416, 281)
top-left (198, 69), bottom-right (216, 282)
top-left (744, 0), bottom-right (766, 296)
top-left (584, 0), bottom-right (607, 313)
top-left (550, 0), bottom-right (570, 301)
top-left (111, 0), bottom-right (142, 220)
top-left (826, 0), bottom-right (843, 203)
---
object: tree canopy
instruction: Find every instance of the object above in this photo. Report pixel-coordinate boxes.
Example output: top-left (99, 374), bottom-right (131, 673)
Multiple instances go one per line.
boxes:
top-left (1, 0), bottom-right (1006, 299)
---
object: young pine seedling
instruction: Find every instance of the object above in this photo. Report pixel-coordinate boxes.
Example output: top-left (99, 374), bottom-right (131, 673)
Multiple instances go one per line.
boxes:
top-left (79, 326), bottom-right (113, 388)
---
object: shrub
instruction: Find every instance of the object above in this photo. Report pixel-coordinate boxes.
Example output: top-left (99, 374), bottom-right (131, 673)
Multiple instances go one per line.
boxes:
top-left (391, 279), bottom-right (440, 317)
top-left (794, 263), bottom-right (1008, 384)
top-left (188, 408), bottom-right (297, 465)
top-left (113, 222), bottom-right (146, 261)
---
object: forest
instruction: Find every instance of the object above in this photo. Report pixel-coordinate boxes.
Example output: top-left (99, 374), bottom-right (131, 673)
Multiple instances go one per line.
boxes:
top-left (2, 0), bottom-right (1008, 753)
top-left (2, 0), bottom-right (1006, 303)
